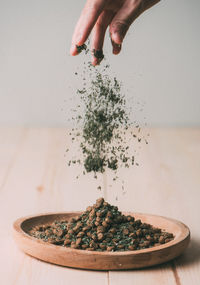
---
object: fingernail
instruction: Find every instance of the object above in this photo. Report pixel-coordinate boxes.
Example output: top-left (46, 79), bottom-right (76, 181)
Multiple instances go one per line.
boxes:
top-left (113, 43), bottom-right (121, 50)
top-left (113, 46), bottom-right (121, 55)
top-left (111, 36), bottom-right (121, 55)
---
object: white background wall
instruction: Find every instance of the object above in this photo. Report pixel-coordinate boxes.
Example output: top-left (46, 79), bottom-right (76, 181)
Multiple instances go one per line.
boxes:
top-left (0, 0), bottom-right (199, 127)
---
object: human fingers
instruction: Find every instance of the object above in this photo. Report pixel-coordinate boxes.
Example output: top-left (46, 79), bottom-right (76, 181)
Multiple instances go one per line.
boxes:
top-left (91, 10), bottom-right (115, 65)
top-left (70, 0), bottom-right (107, 56)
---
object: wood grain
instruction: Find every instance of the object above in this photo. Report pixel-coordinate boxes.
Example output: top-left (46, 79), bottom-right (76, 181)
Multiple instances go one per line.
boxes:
top-left (0, 127), bottom-right (199, 284)
top-left (106, 128), bottom-right (200, 284)
top-left (0, 128), bottom-right (107, 284)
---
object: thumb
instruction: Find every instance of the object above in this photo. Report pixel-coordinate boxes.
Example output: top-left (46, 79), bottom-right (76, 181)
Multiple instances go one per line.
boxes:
top-left (109, 0), bottom-right (143, 45)
top-left (109, 0), bottom-right (160, 45)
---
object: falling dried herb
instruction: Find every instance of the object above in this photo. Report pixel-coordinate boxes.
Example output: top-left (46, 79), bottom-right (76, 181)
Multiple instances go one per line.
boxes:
top-left (68, 63), bottom-right (141, 176)
top-left (66, 43), bottom-right (149, 194)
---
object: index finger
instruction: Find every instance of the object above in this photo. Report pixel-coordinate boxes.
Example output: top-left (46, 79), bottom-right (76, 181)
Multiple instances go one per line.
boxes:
top-left (70, 0), bottom-right (107, 55)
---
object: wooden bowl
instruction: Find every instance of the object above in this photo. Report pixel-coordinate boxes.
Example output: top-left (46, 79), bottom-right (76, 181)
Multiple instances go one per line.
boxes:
top-left (13, 212), bottom-right (190, 270)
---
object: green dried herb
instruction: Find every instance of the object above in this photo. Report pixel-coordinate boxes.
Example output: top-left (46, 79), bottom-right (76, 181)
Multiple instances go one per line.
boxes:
top-left (92, 49), bottom-right (104, 64)
top-left (70, 64), bottom-right (137, 175)
top-left (92, 49), bottom-right (104, 59)
top-left (66, 43), bottom-right (148, 190)
top-left (76, 44), bottom-right (87, 54)
top-left (29, 198), bottom-right (174, 251)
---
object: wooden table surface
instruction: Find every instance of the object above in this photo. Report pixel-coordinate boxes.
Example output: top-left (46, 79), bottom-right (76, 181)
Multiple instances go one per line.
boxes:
top-left (0, 127), bottom-right (200, 284)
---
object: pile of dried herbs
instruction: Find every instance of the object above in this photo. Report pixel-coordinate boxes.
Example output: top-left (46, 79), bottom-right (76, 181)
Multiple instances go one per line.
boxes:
top-left (29, 198), bottom-right (174, 252)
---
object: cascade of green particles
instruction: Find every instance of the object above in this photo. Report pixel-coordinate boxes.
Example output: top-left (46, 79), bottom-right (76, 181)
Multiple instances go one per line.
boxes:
top-left (67, 44), bottom-right (146, 179)
top-left (68, 64), bottom-right (139, 176)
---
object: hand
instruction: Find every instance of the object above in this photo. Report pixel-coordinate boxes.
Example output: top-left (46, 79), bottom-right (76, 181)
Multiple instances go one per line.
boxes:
top-left (70, 0), bottom-right (160, 65)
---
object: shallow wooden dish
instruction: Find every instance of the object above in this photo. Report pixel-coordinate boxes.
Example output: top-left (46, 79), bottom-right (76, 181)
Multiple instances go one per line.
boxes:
top-left (13, 212), bottom-right (190, 270)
